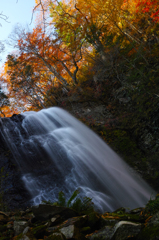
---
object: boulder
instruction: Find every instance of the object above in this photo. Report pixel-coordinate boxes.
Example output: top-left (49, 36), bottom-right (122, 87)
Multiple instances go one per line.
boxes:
top-left (17, 235), bottom-right (31, 240)
top-left (148, 211), bottom-right (159, 225)
top-left (113, 221), bottom-right (141, 240)
top-left (31, 204), bottom-right (77, 221)
top-left (31, 224), bottom-right (47, 239)
top-left (86, 225), bottom-right (114, 240)
top-left (49, 214), bottom-right (62, 226)
top-left (137, 224), bottom-right (159, 240)
top-left (86, 220), bottom-right (141, 240)
top-left (46, 232), bottom-right (66, 240)
top-left (0, 211), bottom-right (9, 222)
top-left (13, 221), bottom-right (28, 236)
top-left (136, 211), bottom-right (159, 240)
top-left (23, 226), bottom-right (30, 234)
top-left (60, 224), bottom-right (74, 239)
top-left (87, 212), bottom-right (102, 229)
top-left (129, 207), bottom-right (144, 215)
top-left (49, 215), bottom-right (88, 239)
top-left (59, 224), bottom-right (86, 240)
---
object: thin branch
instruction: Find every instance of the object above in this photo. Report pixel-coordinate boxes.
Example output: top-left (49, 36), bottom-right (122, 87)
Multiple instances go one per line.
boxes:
top-left (0, 12), bottom-right (10, 24)
top-left (30, 0), bottom-right (46, 25)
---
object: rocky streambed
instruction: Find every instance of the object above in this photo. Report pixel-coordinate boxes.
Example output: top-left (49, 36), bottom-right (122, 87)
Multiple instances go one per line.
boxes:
top-left (0, 197), bottom-right (159, 240)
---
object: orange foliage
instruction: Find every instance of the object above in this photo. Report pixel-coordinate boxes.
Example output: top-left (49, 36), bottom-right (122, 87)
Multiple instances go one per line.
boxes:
top-left (136, 0), bottom-right (159, 22)
top-left (1, 0), bottom-right (158, 113)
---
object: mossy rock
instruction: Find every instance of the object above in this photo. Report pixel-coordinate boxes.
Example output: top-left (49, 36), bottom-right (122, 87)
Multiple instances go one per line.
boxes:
top-left (58, 223), bottom-right (86, 240)
top-left (13, 233), bottom-right (23, 240)
top-left (102, 212), bottom-right (145, 223)
top-left (137, 225), bottom-right (159, 240)
top-left (0, 224), bottom-right (7, 232)
top-left (14, 232), bottom-right (37, 240)
top-left (144, 195), bottom-right (159, 215)
top-left (87, 212), bottom-right (101, 230)
top-left (0, 223), bottom-right (14, 239)
top-left (31, 224), bottom-right (47, 238)
top-left (0, 237), bottom-right (12, 240)
top-left (81, 226), bottom-right (91, 234)
top-left (45, 232), bottom-right (66, 240)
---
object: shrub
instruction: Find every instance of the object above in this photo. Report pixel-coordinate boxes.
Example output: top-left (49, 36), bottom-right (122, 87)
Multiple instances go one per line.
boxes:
top-left (42, 189), bottom-right (94, 214)
top-left (144, 194), bottom-right (159, 215)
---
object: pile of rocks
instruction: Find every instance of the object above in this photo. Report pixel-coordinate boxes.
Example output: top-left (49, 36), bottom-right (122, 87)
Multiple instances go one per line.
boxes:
top-left (0, 204), bottom-right (159, 240)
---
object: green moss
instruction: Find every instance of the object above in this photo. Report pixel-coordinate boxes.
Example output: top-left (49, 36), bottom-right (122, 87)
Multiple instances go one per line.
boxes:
top-left (87, 212), bottom-right (101, 229)
top-left (31, 224), bottom-right (47, 238)
top-left (102, 212), bottom-right (145, 223)
top-left (137, 225), bottom-right (159, 240)
top-left (144, 195), bottom-right (159, 215)
top-left (14, 233), bottom-right (23, 240)
top-left (0, 237), bottom-right (11, 240)
top-left (0, 225), bottom-right (7, 232)
top-left (45, 233), bottom-right (66, 240)
top-left (32, 224), bottom-right (46, 233)
top-left (81, 226), bottom-right (91, 233)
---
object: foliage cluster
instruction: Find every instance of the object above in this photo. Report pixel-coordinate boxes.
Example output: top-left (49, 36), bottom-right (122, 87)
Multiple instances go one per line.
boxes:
top-left (144, 194), bottom-right (159, 215)
top-left (43, 189), bottom-right (94, 214)
top-left (0, 87), bottom-right (10, 117)
top-left (0, 0), bottom-right (158, 115)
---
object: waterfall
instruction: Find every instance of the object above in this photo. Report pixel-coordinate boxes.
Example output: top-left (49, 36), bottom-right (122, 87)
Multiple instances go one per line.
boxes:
top-left (0, 107), bottom-right (155, 212)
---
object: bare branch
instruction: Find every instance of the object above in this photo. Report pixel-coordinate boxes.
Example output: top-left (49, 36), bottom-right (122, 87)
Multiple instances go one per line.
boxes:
top-left (0, 12), bottom-right (10, 24)
top-left (30, 0), bottom-right (46, 25)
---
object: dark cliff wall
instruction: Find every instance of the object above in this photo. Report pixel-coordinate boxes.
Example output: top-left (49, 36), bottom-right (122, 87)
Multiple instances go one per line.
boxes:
top-left (0, 116), bottom-right (31, 210)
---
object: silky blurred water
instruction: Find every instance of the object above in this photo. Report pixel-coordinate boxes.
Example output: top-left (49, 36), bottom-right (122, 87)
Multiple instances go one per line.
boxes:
top-left (1, 107), bottom-right (156, 212)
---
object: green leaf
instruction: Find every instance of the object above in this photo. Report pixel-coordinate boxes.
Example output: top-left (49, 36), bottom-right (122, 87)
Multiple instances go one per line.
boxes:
top-left (67, 189), bottom-right (80, 208)
top-left (58, 191), bottom-right (66, 207)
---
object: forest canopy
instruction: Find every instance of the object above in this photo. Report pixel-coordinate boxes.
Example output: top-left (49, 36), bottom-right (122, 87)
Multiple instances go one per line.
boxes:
top-left (0, 0), bottom-right (159, 116)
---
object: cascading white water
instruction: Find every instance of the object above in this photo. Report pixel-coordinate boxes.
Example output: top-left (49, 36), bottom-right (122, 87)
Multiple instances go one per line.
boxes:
top-left (1, 107), bottom-right (156, 212)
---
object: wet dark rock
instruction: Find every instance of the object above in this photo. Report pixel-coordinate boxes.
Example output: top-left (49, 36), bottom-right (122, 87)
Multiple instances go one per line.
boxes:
top-left (57, 215), bottom-right (88, 240)
top-left (46, 232), bottom-right (66, 240)
top-left (14, 221), bottom-right (28, 236)
top-left (113, 221), bottom-right (141, 240)
top-left (31, 224), bottom-right (48, 239)
top-left (129, 207), bottom-right (144, 215)
top-left (86, 221), bottom-right (141, 240)
top-left (86, 225), bottom-right (114, 240)
top-left (31, 204), bottom-right (78, 221)
top-left (148, 211), bottom-right (159, 226)
top-left (0, 211), bottom-right (9, 223)
top-left (0, 115), bottom-right (32, 210)
top-left (0, 204), bottom-right (158, 240)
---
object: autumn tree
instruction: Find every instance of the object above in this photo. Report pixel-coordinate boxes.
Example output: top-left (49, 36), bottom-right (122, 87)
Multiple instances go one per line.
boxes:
top-left (10, 24), bottom-right (83, 86)
top-left (4, 23), bottom-right (81, 109)
top-left (35, 0), bottom-right (147, 56)
top-left (5, 53), bottom-right (50, 109)
top-left (33, 0), bottom-right (155, 87)
top-left (2, 0), bottom-right (158, 112)
top-left (136, 0), bottom-right (159, 23)
top-left (0, 86), bottom-right (10, 117)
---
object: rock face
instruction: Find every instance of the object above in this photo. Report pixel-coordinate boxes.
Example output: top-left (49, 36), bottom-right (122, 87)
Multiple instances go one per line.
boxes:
top-left (0, 115), bottom-right (31, 210)
top-left (60, 88), bottom-right (159, 194)
top-left (0, 204), bottom-right (159, 240)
